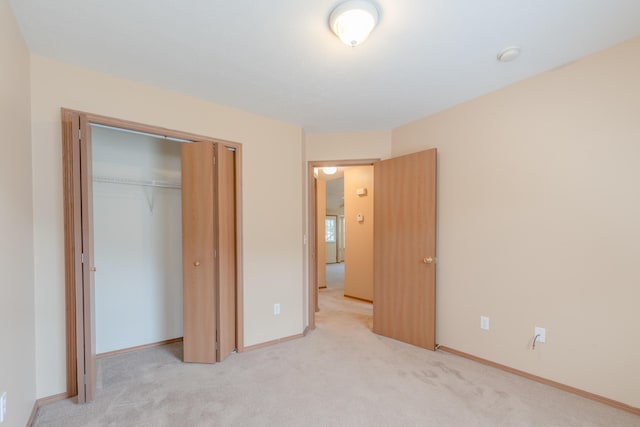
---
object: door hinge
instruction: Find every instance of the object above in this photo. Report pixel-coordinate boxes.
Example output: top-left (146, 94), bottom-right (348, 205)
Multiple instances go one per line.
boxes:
top-left (214, 249), bottom-right (217, 258)
top-left (78, 128), bottom-right (82, 141)
top-left (215, 330), bottom-right (219, 350)
top-left (81, 253), bottom-right (85, 263)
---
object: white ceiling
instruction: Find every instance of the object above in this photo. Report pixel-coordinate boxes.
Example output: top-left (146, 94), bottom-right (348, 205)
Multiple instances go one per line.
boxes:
top-left (10, 0), bottom-right (640, 133)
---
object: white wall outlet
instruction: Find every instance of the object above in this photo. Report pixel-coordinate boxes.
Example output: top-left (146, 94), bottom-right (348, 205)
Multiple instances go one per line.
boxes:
top-left (480, 316), bottom-right (490, 330)
top-left (273, 303), bottom-right (280, 315)
top-left (534, 326), bottom-right (546, 343)
top-left (0, 391), bottom-right (7, 423)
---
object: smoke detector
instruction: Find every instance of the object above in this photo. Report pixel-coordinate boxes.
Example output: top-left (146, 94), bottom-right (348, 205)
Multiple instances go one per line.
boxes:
top-left (497, 46), bottom-right (521, 62)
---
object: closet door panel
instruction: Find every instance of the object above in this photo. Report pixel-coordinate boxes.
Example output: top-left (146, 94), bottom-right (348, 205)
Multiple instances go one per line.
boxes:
top-left (217, 145), bottom-right (237, 361)
top-left (181, 141), bottom-right (217, 363)
top-left (79, 116), bottom-right (97, 401)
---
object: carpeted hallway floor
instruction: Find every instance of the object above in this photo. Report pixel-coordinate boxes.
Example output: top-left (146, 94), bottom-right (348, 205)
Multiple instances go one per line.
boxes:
top-left (325, 262), bottom-right (345, 290)
top-left (33, 277), bottom-right (638, 426)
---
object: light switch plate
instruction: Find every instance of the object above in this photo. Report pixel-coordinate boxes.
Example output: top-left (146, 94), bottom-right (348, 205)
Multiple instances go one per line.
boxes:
top-left (480, 316), bottom-right (490, 330)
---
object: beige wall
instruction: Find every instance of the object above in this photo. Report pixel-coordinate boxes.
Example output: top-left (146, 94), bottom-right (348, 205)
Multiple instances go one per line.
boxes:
top-left (344, 166), bottom-right (374, 301)
top-left (306, 130), bottom-right (392, 161)
top-left (0, 2), bottom-right (36, 425)
top-left (392, 37), bottom-right (640, 407)
top-left (30, 55), bottom-right (305, 398)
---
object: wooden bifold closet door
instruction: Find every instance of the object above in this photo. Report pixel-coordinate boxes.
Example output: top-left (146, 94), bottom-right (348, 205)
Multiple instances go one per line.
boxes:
top-left (181, 141), bottom-right (237, 363)
top-left (78, 117), bottom-right (97, 402)
top-left (63, 109), bottom-right (243, 404)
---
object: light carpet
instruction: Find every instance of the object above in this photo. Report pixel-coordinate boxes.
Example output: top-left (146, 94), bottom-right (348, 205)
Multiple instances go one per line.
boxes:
top-left (325, 262), bottom-right (344, 290)
top-left (33, 288), bottom-right (638, 426)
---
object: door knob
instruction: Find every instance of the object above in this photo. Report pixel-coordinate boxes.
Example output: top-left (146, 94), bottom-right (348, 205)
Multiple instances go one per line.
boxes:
top-left (193, 261), bottom-right (200, 267)
top-left (90, 267), bottom-right (97, 272)
top-left (423, 257), bottom-right (433, 264)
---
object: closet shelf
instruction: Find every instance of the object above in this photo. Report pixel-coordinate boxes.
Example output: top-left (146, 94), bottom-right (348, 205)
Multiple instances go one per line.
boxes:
top-left (93, 175), bottom-right (181, 189)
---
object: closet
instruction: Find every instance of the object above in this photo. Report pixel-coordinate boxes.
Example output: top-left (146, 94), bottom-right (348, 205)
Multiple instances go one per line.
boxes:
top-left (91, 125), bottom-right (183, 355)
top-left (62, 109), bottom-right (242, 403)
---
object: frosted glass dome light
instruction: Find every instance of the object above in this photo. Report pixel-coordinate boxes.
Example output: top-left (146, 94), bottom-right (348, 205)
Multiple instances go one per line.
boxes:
top-left (323, 167), bottom-right (337, 175)
top-left (329, 0), bottom-right (379, 47)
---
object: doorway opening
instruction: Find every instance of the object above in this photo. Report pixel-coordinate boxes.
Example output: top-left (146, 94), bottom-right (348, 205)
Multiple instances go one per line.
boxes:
top-left (308, 160), bottom-right (377, 329)
top-left (314, 163), bottom-right (375, 335)
top-left (316, 165), bottom-right (375, 298)
top-left (317, 168), bottom-right (343, 295)
top-left (307, 150), bottom-right (438, 352)
top-left (62, 109), bottom-right (243, 403)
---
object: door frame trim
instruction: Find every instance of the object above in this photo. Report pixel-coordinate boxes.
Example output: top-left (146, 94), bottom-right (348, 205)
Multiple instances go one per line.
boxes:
top-left (62, 108), bottom-right (245, 399)
top-left (307, 159), bottom-right (378, 329)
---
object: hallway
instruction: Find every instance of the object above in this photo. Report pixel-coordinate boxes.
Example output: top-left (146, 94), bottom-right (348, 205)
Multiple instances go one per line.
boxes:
top-left (318, 262), bottom-right (373, 334)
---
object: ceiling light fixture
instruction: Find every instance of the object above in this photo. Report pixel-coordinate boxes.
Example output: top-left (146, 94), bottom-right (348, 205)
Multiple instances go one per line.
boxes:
top-left (323, 167), bottom-right (337, 175)
top-left (329, 0), bottom-right (379, 47)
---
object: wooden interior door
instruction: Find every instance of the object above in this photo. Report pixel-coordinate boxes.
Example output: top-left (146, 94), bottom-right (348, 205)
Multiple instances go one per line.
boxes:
top-left (373, 148), bottom-right (437, 350)
top-left (78, 116), bottom-right (97, 402)
top-left (216, 145), bottom-right (237, 361)
top-left (181, 141), bottom-right (217, 363)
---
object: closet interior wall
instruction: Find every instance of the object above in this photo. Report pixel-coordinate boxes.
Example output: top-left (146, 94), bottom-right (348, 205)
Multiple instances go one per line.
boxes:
top-left (91, 125), bottom-right (183, 354)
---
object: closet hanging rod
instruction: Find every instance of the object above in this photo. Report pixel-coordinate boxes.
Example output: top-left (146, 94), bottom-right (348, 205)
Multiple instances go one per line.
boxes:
top-left (93, 175), bottom-right (181, 189)
top-left (90, 123), bottom-right (194, 143)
